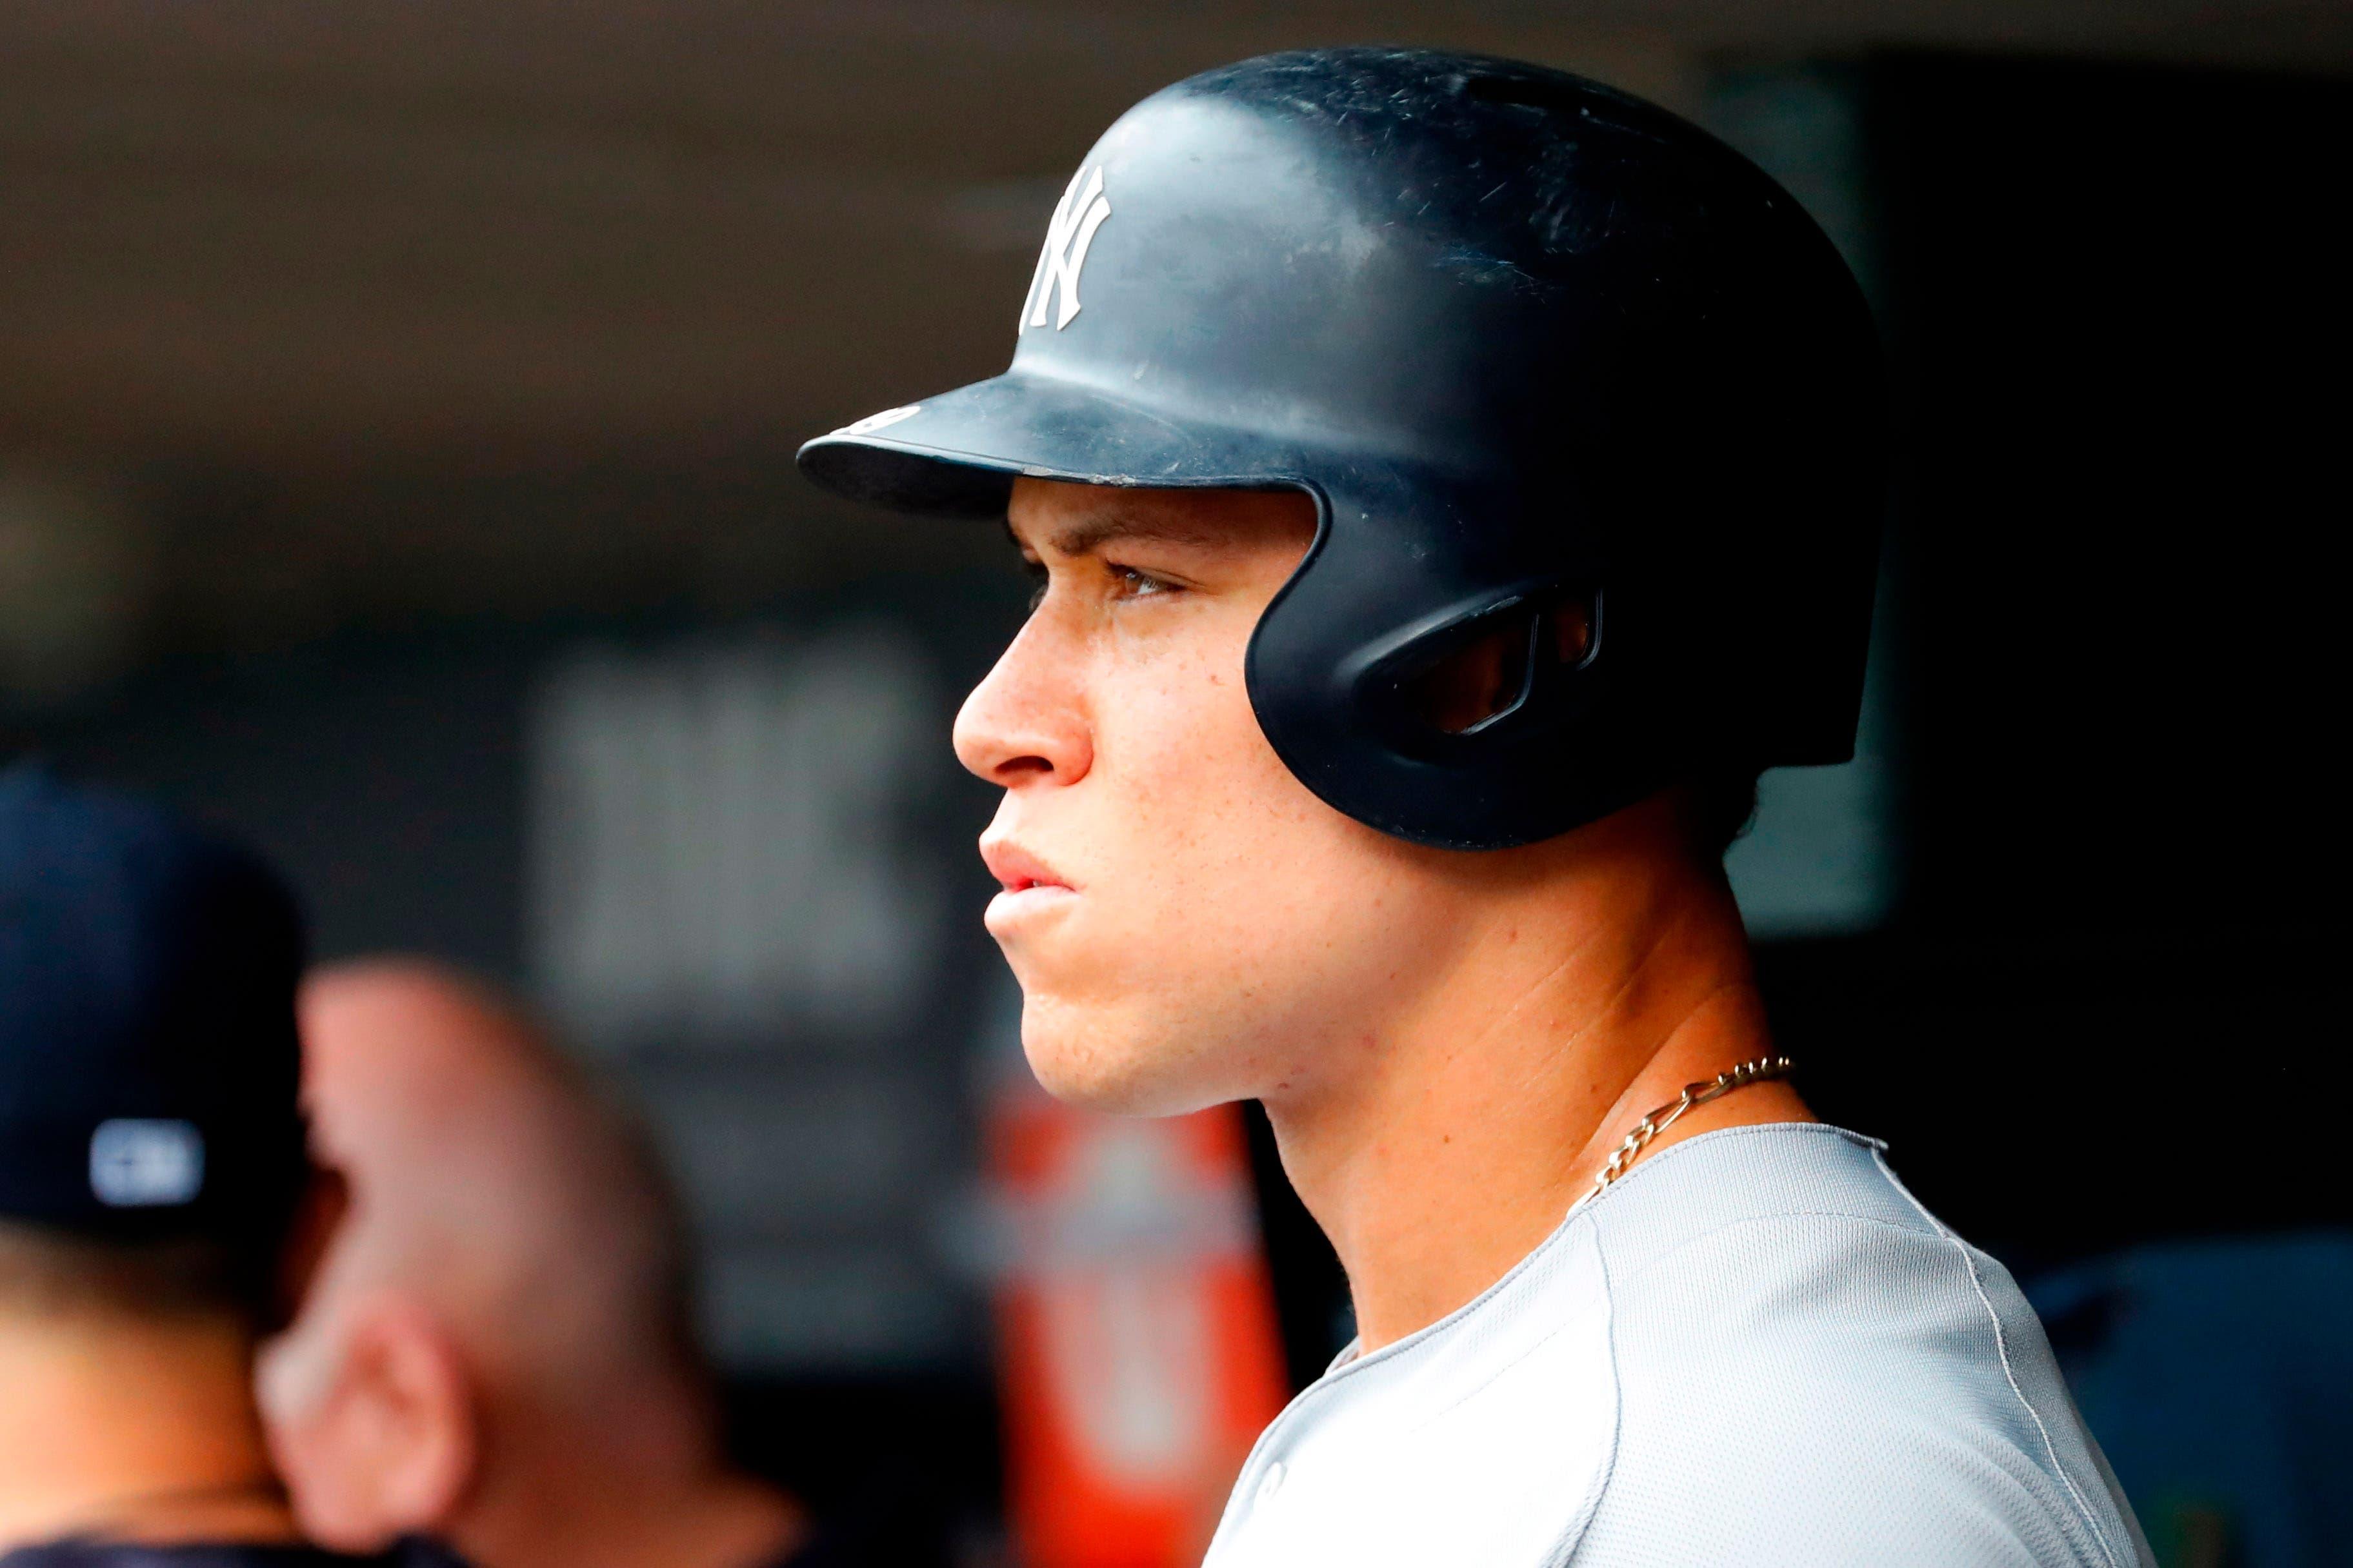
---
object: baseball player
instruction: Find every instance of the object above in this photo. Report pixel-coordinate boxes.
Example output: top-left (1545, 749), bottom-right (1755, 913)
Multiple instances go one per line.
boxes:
top-left (0, 769), bottom-right (445, 1568)
top-left (799, 48), bottom-right (2150, 1567)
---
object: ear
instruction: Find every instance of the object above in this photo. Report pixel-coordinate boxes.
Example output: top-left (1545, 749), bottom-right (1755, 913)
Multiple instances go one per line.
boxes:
top-left (261, 1296), bottom-right (477, 1553)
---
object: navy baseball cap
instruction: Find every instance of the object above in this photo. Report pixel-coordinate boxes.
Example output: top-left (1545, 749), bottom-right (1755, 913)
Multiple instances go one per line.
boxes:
top-left (0, 766), bottom-right (309, 1251)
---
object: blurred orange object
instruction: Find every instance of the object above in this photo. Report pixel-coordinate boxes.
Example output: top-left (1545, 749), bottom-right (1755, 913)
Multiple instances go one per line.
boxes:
top-left (987, 1084), bottom-right (1294, 1568)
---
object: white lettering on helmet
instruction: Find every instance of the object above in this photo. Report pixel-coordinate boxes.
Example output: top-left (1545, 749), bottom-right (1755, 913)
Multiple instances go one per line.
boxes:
top-left (1022, 166), bottom-right (1113, 332)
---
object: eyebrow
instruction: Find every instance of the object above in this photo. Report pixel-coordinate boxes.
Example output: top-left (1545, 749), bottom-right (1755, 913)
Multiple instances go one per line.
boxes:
top-left (1006, 505), bottom-right (1232, 560)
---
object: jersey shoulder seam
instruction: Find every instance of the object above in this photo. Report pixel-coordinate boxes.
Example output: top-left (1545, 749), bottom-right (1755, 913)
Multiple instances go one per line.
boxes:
top-left (1550, 1216), bottom-right (1621, 1567)
top-left (1868, 1148), bottom-right (2127, 1568)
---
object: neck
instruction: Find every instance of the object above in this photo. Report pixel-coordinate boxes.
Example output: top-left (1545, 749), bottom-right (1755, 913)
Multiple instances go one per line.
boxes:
top-left (453, 1379), bottom-right (805, 1568)
top-left (1263, 799), bottom-right (1810, 1352)
top-left (0, 1310), bottom-right (298, 1552)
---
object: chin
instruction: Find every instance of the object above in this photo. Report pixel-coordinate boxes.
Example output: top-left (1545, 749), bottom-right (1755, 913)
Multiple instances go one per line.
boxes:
top-left (1017, 991), bottom-right (1230, 1118)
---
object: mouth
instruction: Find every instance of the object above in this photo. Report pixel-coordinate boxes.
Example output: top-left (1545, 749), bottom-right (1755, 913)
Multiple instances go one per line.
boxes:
top-left (980, 838), bottom-right (1077, 929)
top-left (981, 838), bottom-right (1074, 896)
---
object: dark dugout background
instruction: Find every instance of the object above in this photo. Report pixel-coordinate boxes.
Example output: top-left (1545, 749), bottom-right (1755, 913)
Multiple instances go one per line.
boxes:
top-left (5, 8), bottom-right (2348, 1565)
top-left (1767, 54), bottom-right (2352, 1262)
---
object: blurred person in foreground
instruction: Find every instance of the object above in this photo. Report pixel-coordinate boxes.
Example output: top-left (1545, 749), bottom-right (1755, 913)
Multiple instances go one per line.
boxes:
top-left (0, 769), bottom-right (397, 1568)
top-left (256, 960), bottom-right (825, 1568)
top-left (798, 48), bottom-right (2148, 1568)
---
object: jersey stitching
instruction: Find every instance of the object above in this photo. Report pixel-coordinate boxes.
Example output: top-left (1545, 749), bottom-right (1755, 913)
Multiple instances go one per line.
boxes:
top-left (1334, 1126), bottom-right (1881, 1389)
top-left (1400, 1217), bottom-right (1607, 1434)
top-left (1305, 1191), bottom-right (1605, 1389)
top-left (1403, 1298), bottom-right (1578, 1432)
top-left (1552, 1224), bottom-right (1621, 1567)
top-left (1872, 1148), bottom-right (2125, 1568)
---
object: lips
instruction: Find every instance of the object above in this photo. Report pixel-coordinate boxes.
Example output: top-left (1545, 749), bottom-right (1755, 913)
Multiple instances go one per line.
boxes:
top-left (981, 838), bottom-right (1075, 897)
top-left (981, 839), bottom-right (1078, 939)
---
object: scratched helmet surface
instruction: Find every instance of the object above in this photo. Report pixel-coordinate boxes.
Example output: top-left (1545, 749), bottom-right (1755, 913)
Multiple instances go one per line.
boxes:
top-left (797, 47), bottom-right (1882, 850)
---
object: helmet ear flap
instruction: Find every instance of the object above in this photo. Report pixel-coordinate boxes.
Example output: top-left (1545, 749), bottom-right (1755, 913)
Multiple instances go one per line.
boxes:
top-left (1523, 593), bottom-right (1601, 708)
top-left (1355, 586), bottom-right (1602, 750)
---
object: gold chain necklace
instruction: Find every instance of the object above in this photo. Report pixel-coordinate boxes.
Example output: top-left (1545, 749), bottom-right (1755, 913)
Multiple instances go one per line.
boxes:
top-left (1583, 1054), bottom-right (1796, 1201)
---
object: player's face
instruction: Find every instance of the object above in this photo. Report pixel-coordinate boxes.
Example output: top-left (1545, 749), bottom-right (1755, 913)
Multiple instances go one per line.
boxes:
top-left (956, 477), bottom-right (1468, 1114)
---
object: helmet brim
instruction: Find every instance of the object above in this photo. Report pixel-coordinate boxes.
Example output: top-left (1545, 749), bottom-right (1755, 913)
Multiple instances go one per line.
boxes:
top-left (795, 368), bottom-right (1309, 519)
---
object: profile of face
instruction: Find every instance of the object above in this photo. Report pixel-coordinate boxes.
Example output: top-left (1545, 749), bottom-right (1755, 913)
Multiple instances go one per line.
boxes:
top-left (955, 478), bottom-right (1488, 1115)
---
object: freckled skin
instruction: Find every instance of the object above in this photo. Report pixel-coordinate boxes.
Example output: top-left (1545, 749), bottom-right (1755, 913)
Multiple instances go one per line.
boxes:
top-left (956, 479), bottom-right (1484, 1116)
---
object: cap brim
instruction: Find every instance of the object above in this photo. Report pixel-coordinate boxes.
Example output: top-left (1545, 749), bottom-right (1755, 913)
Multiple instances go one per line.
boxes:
top-left (796, 368), bottom-right (1296, 519)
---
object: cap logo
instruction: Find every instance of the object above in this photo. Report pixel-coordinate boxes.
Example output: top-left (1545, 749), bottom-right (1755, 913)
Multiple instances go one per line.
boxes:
top-left (89, 1118), bottom-right (206, 1207)
top-left (1021, 165), bottom-right (1112, 332)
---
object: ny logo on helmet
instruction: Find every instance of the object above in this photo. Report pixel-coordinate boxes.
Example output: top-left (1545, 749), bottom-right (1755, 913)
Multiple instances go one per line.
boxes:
top-left (1021, 166), bottom-right (1112, 332)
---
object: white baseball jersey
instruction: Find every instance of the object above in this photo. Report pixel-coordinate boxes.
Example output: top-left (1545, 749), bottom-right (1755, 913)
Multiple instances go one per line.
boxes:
top-left (1203, 1124), bottom-right (2150, 1567)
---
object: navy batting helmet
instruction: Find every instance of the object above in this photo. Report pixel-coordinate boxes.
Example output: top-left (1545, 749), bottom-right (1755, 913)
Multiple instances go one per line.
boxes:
top-left (798, 48), bottom-right (1882, 850)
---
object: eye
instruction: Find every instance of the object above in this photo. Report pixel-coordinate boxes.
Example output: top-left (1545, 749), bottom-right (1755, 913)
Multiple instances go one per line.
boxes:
top-left (1108, 564), bottom-right (1178, 599)
top-left (1022, 561), bottom-right (1048, 613)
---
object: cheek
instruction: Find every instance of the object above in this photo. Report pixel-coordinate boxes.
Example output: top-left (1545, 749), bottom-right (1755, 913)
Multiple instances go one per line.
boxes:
top-left (1008, 600), bottom-right (1459, 1109)
top-left (1093, 624), bottom-right (1302, 860)
top-left (1081, 631), bottom-right (1434, 999)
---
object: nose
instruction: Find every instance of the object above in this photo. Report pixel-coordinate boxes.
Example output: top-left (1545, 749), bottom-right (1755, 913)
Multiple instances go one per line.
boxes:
top-left (953, 611), bottom-right (1094, 789)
